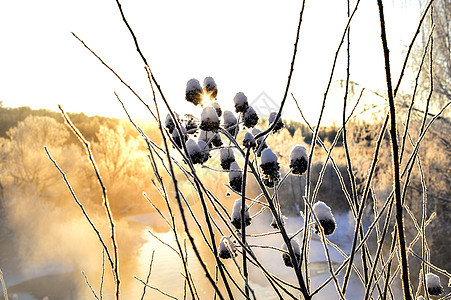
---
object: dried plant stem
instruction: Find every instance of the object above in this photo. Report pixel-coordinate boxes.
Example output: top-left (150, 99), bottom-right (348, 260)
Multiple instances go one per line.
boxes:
top-left (134, 276), bottom-right (178, 299)
top-left (376, 1), bottom-right (412, 299)
top-left (58, 106), bottom-right (121, 300)
top-left (82, 271), bottom-right (100, 300)
top-left (254, 0), bottom-right (306, 140)
top-left (302, 2), bottom-right (362, 287)
top-left (241, 148), bottom-right (251, 298)
top-left (0, 267), bottom-right (9, 300)
top-left (44, 147), bottom-right (115, 280)
top-left (140, 250), bottom-right (155, 300)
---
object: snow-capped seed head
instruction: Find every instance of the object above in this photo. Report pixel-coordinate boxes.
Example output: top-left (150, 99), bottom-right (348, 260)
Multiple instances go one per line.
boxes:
top-left (223, 110), bottom-right (238, 136)
top-left (228, 162), bottom-right (242, 193)
top-left (211, 133), bottom-right (222, 147)
top-left (199, 130), bottom-right (213, 144)
top-left (268, 112), bottom-right (284, 133)
top-left (165, 112), bottom-right (179, 134)
top-left (243, 106), bottom-right (259, 128)
top-left (199, 130), bottom-right (222, 147)
top-left (243, 131), bottom-right (257, 149)
top-left (416, 297), bottom-right (425, 300)
top-left (261, 148), bottom-right (278, 164)
top-left (184, 114), bottom-right (198, 134)
top-left (260, 148), bottom-right (280, 176)
top-left (252, 128), bottom-right (263, 142)
top-left (203, 76), bottom-right (218, 99)
top-left (313, 201), bottom-right (336, 235)
top-left (252, 128), bottom-right (268, 157)
top-left (186, 79), bottom-right (203, 106)
top-left (220, 148), bottom-right (236, 170)
top-left (233, 92), bottom-right (249, 113)
top-left (172, 126), bottom-right (187, 149)
top-left (185, 138), bottom-right (203, 164)
top-left (231, 198), bottom-right (251, 229)
top-left (212, 101), bottom-right (222, 118)
top-left (426, 273), bottom-right (443, 296)
top-left (197, 140), bottom-right (210, 163)
top-left (218, 236), bottom-right (236, 259)
top-left (289, 145), bottom-right (309, 175)
top-left (200, 106), bottom-right (220, 132)
top-left (263, 176), bottom-right (277, 188)
top-left (281, 239), bottom-right (301, 268)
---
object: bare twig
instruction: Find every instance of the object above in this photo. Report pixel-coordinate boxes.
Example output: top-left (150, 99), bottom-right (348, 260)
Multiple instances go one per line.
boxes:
top-left (0, 267), bottom-right (9, 300)
top-left (58, 106), bottom-right (121, 300)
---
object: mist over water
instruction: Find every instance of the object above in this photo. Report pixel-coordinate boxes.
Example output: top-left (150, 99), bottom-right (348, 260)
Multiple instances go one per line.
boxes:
top-left (1, 195), bottom-right (370, 300)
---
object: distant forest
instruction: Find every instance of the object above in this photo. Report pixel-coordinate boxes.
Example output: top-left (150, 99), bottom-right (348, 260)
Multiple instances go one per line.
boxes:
top-left (0, 104), bottom-right (350, 145)
top-left (0, 104), bottom-right (120, 143)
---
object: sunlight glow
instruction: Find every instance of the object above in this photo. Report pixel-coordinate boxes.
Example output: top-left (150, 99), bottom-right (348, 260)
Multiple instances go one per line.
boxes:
top-left (202, 93), bottom-right (213, 106)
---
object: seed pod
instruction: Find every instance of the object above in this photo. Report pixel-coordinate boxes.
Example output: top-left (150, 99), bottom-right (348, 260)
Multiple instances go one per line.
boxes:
top-left (212, 101), bottom-right (222, 118)
top-left (312, 201), bottom-right (336, 236)
top-left (263, 176), bottom-right (276, 188)
top-left (281, 239), bottom-right (301, 268)
top-left (200, 106), bottom-right (220, 132)
top-left (243, 106), bottom-right (259, 128)
top-left (426, 273), bottom-right (443, 296)
top-left (223, 110), bottom-right (238, 137)
top-left (231, 198), bottom-right (251, 229)
top-left (228, 162), bottom-right (242, 193)
top-left (218, 236), bottom-right (236, 259)
top-left (172, 126), bottom-right (187, 149)
top-left (184, 114), bottom-right (198, 134)
top-left (252, 128), bottom-right (267, 157)
top-left (165, 112), bottom-right (179, 134)
top-left (243, 131), bottom-right (256, 149)
top-left (289, 145), bottom-right (309, 175)
top-left (268, 112), bottom-right (284, 133)
top-left (197, 140), bottom-right (210, 163)
top-left (416, 297), bottom-right (425, 300)
top-left (199, 130), bottom-right (222, 147)
top-left (233, 92), bottom-right (249, 113)
top-left (203, 76), bottom-right (218, 99)
top-left (220, 148), bottom-right (235, 170)
top-left (185, 139), bottom-right (203, 164)
top-left (186, 79), bottom-right (203, 106)
top-left (260, 148), bottom-right (280, 177)
top-left (270, 215), bottom-right (285, 229)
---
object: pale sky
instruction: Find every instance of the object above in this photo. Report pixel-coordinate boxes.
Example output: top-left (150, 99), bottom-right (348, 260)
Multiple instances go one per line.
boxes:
top-left (0, 0), bottom-right (423, 126)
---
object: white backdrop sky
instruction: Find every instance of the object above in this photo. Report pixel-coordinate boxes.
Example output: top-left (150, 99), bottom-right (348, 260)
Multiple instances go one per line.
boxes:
top-left (0, 0), bottom-right (424, 125)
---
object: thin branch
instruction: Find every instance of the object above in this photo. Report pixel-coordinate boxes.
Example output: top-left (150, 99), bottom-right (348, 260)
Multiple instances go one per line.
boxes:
top-left (58, 106), bottom-right (121, 300)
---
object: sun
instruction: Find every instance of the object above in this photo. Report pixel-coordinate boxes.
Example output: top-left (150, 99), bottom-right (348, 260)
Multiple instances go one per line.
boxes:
top-left (202, 93), bottom-right (213, 106)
